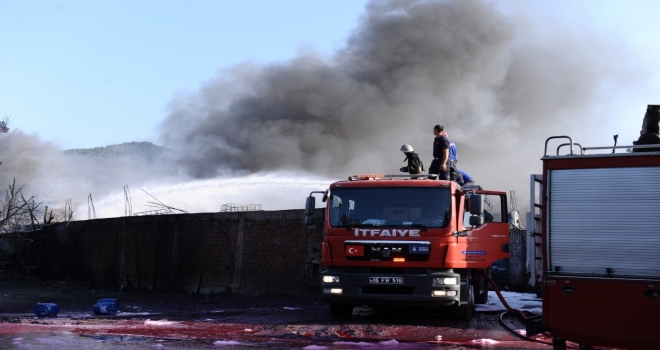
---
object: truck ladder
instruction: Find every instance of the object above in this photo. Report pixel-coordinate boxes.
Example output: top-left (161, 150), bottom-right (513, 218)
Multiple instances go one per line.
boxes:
top-left (526, 174), bottom-right (543, 292)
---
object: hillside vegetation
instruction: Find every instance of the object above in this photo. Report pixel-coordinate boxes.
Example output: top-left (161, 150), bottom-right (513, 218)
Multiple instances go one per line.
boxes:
top-left (63, 141), bottom-right (166, 161)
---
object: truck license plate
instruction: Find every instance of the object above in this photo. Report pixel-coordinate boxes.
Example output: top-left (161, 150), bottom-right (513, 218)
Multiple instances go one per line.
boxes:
top-left (369, 277), bottom-right (403, 284)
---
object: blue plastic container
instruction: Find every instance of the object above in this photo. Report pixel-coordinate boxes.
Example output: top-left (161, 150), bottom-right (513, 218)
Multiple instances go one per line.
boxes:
top-left (33, 303), bottom-right (59, 317)
top-left (93, 298), bottom-right (119, 315)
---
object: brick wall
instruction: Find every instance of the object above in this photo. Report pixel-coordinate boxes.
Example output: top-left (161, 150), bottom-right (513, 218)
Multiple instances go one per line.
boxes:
top-left (31, 209), bottom-right (326, 297)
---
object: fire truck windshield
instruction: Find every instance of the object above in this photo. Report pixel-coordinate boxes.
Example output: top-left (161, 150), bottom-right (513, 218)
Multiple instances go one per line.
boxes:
top-left (328, 187), bottom-right (450, 228)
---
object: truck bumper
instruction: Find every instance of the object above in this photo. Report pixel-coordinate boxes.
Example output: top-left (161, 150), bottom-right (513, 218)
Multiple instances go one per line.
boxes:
top-left (320, 267), bottom-right (461, 307)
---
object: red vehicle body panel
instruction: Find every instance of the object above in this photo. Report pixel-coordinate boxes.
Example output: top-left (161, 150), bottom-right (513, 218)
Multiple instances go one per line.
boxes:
top-left (541, 152), bottom-right (660, 348)
top-left (544, 278), bottom-right (660, 348)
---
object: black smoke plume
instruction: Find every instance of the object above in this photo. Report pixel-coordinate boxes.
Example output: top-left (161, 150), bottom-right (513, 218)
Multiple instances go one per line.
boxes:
top-left (160, 0), bottom-right (632, 199)
top-left (2, 0), bottom-right (637, 219)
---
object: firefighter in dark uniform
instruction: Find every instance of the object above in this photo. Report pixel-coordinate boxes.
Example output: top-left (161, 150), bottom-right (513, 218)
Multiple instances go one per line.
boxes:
top-left (429, 124), bottom-right (450, 180)
top-left (399, 144), bottom-right (424, 175)
top-left (441, 130), bottom-right (464, 185)
top-left (633, 104), bottom-right (660, 152)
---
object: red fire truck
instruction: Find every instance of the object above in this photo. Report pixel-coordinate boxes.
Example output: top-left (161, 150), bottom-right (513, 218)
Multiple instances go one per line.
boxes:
top-left (304, 174), bottom-right (511, 320)
top-left (529, 136), bottom-right (660, 349)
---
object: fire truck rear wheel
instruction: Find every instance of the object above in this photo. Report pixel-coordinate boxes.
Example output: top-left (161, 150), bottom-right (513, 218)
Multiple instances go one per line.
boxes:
top-left (329, 302), bottom-right (354, 319)
top-left (454, 285), bottom-right (474, 321)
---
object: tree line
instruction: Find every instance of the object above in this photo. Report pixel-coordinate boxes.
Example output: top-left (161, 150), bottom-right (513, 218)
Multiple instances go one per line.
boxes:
top-left (63, 141), bottom-right (166, 161)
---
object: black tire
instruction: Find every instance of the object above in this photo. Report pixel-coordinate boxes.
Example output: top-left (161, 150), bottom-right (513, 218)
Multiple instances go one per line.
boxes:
top-left (329, 302), bottom-right (353, 319)
top-left (552, 338), bottom-right (567, 350)
top-left (475, 283), bottom-right (488, 304)
top-left (475, 271), bottom-right (489, 304)
top-left (454, 285), bottom-right (474, 321)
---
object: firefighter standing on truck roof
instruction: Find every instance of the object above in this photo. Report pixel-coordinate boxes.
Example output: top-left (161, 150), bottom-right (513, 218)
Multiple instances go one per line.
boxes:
top-left (399, 144), bottom-right (424, 177)
top-left (459, 169), bottom-right (474, 185)
top-left (633, 104), bottom-right (660, 152)
top-left (430, 125), bottom-right (450, 180)
top-left (441, 130), bottom-right (464, 185)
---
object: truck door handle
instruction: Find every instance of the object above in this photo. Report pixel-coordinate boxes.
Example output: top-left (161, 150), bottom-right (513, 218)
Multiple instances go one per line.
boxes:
top-left (561, 286), bottom-right (575, 294)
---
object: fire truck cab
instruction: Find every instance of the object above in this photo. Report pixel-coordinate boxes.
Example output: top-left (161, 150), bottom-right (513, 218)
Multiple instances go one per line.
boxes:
top-left (305, 174), bottom-right (511, 320)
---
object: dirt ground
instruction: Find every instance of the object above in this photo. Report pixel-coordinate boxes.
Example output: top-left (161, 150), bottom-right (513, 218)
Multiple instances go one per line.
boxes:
top-left (0, 275), bottom-right (558, 349)
top-left (0, 275), bottom-right (325, 324)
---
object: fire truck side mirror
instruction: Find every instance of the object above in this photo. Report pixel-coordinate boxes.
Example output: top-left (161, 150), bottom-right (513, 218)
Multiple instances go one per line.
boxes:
top-left (304, 196), bottom-right (316, 226)
top-left (305, 190), bottom-right (328, 227)
top-left (469, 194), bottom-right (484, 215)
top-left (305, 196), bottom-right (316, 216)
top-left (467, 194), bottom-right (485, 226)
top-left (469, 215), bottom-right (484, 226)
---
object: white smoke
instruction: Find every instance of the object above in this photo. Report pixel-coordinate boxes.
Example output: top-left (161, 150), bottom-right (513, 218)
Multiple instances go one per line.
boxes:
top-left (84, 172), bottom-right (335, 219)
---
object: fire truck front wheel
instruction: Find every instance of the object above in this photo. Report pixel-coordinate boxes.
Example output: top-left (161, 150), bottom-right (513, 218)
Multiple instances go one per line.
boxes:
top-left (453, 285), bottom-right (474, 321)
top-left (329, 302), bottom-right (354, 319)
top-left (475, 282), bottom-right (488, 304)
top-left (475, 269), bottom-right (489, 304)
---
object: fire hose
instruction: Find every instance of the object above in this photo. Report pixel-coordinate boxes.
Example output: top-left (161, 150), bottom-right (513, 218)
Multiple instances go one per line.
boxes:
top-left (479, 269), bottom-right (559, 347)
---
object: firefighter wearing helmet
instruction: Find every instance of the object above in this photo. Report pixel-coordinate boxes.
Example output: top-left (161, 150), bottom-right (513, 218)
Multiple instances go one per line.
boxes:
top-left (399, 144), bottom-right (424, 176)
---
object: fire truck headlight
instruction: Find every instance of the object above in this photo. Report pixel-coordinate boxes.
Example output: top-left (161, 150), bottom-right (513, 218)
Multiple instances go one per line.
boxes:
top-left (433, 290), bottom-right (458, 297)
top-left (323, 288), bottom-right (343, 294)
top-left (322, 276), bottom-right (340, 283)
top-left (433, 277), bottom-right (458, 286)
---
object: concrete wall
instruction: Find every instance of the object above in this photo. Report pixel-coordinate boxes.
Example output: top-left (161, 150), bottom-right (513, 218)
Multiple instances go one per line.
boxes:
top-left (33, 209), bottom-right (325, 297)
top-left (22, 210), bottom-right (526, 296)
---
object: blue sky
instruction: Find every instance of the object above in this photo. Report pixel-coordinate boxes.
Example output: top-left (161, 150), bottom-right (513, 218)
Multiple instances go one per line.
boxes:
top-left (1, 0), bottom-right (368, 149)
top-left (2, 0), bottom-right (660, 150)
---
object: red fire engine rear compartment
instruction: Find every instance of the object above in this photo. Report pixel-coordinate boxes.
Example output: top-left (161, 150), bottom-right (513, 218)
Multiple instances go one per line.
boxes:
top-left (541, 146), bottom-right (660, 349)
top-left (544, 277), bottom-right (660, 348)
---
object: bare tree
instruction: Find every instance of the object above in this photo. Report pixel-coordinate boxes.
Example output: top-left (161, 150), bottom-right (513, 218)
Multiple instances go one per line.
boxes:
top-left (0, 179), bottom-right (39, 229)
top-left (0, 119), bottom-right (49, 229)
top-left (0, 179), bottom-right (40, 274)
top-left (0, 119), bottom-right (63, 274)
top-left (0, 116), bottom-right (9, 134)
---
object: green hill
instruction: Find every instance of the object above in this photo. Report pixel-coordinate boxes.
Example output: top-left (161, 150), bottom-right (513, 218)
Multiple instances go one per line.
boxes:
top-left (63, 141), bottom-right (166, 161)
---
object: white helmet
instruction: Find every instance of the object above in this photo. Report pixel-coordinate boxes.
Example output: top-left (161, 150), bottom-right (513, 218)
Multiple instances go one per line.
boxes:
top-left (400, 144), bottom-right (414, 153)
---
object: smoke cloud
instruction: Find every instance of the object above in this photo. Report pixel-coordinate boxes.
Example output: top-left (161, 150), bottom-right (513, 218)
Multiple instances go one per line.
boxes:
top-left (159, 0), bottom-right (635, 208)
top-left (2, 0), bottom-right (640, 219)
top-left (0, 131), bottom-right (183, 219)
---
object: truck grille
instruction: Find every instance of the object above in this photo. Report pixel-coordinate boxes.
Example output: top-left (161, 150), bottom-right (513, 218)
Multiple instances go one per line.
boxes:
top-left (344, 241), bottom-right (431, 262)
top-left (361, 286), bottom-right (414, 294)
top-left (369, 268), bottom-right (401, 274)
top-left (342, 268), bottom-right (430, 274)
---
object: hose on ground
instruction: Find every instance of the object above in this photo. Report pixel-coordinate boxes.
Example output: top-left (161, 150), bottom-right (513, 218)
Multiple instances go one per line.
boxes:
top-left (480, 270), bottom-right (555, 346)
top-left (480, 269), bottom-right (527, 320)
top-left (497, 310), bottom-right (555, 346)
